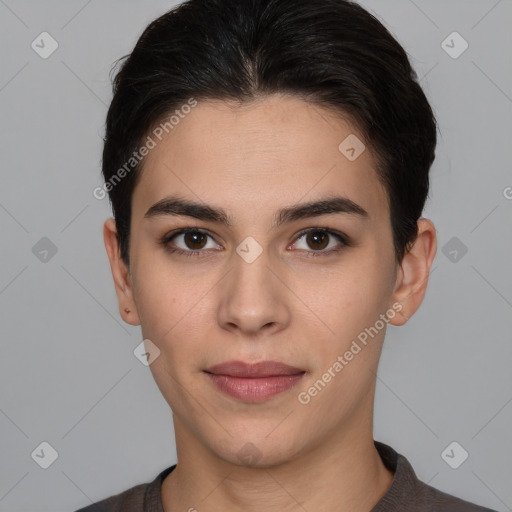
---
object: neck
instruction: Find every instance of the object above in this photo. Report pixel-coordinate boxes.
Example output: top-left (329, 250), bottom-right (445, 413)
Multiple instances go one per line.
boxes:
top-left (161, 417), bottom-right (394, 512)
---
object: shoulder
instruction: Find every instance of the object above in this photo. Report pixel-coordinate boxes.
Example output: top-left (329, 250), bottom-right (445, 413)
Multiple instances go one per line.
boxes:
top-left (72, 464), bottom-right (176, 512)
top-left (373, 441), bottom-right (498, 512)
top-left (73, 482), bottom-right (148, 512)
top-left (418, 480), bottom-right (499, 512)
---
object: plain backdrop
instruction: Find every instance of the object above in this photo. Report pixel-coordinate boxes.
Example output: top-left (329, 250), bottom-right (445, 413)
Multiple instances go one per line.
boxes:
top-left (0, 1), bottom-right (511, 511)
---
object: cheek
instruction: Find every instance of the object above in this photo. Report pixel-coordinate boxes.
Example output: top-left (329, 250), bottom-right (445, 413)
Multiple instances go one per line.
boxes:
top-left (295, 266), bottom-right (390, 412)
top-left (132, 261), bottom-right (216, 365)
top-left (292, 258), bottom-right (389, 340)
top-left (134, 269), bottom-right (206, 410)
top-left (133, 251), bottom-right (196, 323)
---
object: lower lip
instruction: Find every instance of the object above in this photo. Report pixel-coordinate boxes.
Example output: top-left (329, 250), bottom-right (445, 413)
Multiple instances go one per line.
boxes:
top-left (204, 372), bottom-right (305, 402)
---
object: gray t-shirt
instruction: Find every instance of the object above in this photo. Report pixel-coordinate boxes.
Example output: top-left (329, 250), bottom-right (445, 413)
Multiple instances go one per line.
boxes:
top-left (74, 441), bottom-right (498, 512)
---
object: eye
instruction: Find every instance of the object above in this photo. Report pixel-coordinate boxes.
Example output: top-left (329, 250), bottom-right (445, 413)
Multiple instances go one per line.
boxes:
top-left (160, 227), bottom-right (351, 259)
top-left (290, 228), bottom-right (350, 257)
top-left (160, 228), bottom-right (221, 257)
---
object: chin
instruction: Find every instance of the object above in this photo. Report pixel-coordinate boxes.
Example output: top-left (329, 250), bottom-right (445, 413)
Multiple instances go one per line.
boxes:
top-left (210, 431), bottom-right (305, 470)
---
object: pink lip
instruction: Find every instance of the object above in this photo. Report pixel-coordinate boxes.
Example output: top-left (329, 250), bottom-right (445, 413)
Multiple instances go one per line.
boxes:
top-left (204, 360), bottom-right (306, 402)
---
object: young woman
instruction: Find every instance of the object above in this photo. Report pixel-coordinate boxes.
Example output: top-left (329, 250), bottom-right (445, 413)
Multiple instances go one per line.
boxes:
top-left (78, 0), bottom-right (497, 510)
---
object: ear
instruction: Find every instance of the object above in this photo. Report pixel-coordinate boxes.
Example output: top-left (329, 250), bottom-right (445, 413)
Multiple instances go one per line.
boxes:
top-left (103, 217), bottom-right (141, 326)
top-left (389, 218), bottom-right (437, 326)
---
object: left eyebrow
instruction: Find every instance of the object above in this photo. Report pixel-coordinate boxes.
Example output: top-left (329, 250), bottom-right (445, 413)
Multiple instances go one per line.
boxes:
top-left (274, 196), bottom-right (369, 227)
top-left (143, 194), bottom-right (369, 228)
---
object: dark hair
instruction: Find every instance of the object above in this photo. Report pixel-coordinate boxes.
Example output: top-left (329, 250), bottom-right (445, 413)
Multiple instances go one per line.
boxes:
top-left (101, 0), bottom-right (437, 268)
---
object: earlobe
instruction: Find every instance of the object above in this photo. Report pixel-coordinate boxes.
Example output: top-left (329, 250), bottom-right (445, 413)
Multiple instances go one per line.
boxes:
top-left (388, 218), bottom-right (437, 327)
top-left (103, 218), bottom-right (141, 326)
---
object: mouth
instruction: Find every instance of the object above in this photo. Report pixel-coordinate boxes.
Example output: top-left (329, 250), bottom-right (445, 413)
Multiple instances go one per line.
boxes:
top-left (203, 360), bottom-right (306, 403)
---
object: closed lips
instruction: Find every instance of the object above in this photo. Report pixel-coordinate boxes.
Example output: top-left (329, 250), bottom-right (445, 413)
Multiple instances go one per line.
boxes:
top-left (204, 360), bottom-right (306, 377)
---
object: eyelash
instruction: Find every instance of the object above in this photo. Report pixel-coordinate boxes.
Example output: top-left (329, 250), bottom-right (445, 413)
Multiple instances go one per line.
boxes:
top-left (159, 227), bottom-right (352, 259)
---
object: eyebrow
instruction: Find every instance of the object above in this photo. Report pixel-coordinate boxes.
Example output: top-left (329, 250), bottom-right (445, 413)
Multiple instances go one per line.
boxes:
top-left (144, 194), bottom-right (369, 228)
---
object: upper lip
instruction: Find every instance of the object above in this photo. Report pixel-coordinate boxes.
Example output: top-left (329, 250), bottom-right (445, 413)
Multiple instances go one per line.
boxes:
top-left (204, 360), bottom-right (305, 377)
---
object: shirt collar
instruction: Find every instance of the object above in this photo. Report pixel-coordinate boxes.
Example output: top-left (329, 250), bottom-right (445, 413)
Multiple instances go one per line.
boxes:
top-left (143, 441), bottom-right (422, 512)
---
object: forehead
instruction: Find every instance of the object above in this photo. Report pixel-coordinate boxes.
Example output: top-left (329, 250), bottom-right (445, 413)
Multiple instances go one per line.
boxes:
top-left (132, 94), bottom-right (388, 225)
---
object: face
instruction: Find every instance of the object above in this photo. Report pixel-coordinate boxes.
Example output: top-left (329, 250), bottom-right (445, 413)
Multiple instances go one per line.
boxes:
top-left (105, 93), bottom-right (428, 468)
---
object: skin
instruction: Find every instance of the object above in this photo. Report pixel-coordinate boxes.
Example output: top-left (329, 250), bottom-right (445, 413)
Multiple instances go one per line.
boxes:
top-left (103, 93), bottom-right (437, 511)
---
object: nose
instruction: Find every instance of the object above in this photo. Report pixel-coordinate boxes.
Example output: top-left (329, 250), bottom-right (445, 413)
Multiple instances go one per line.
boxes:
top-left (216, 247), bottom-right (291, 337)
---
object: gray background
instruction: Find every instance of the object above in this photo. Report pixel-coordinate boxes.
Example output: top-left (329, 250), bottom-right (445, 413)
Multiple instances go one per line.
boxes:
top-left (0, 0), bottom-right (511, 511)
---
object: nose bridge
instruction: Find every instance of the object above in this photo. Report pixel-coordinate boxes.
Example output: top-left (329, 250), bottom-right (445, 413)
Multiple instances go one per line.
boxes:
top-left (217, 239), bottom-right (290, 333)
top-left (232, 244), bottom-right (272, 294)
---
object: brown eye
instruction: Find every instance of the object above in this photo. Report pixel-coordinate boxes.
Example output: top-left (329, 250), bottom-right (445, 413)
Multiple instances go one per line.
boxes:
top-left (183, 231), bottom-right (208, 250)
top-left (161, 228), bottom-right (222, 257)
top-left (291, 228), bottom-right (349, 257)
top-left (305, 231), bottom-right (329, 250)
